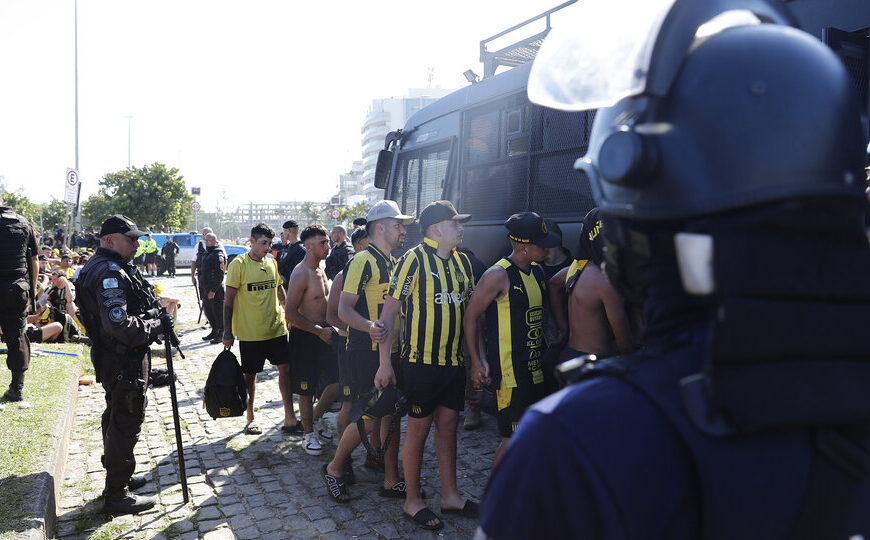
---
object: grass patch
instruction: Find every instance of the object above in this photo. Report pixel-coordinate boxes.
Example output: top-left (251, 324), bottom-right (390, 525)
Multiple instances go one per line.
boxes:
top-left (0, 343), bottom-right (82, 535)
top-left (88, 520), bottom-right (129, 540)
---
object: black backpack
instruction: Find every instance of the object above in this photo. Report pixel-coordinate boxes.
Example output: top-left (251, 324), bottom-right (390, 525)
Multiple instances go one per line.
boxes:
top-left (203, 349), bottom-right (247, 419)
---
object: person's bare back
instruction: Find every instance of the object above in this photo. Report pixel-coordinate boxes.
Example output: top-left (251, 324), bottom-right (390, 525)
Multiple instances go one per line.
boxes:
top-left (568, 264), bottom-right (633, 356)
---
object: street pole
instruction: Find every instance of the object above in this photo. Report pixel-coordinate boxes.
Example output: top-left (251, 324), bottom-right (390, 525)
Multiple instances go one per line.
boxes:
top-left (66, 0), bottom-right (80, 248)
top-left (126, 115), bottom-right (132, 168)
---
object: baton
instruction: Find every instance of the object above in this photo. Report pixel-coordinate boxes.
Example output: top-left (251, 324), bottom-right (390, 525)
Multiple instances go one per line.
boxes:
top-left (194, 282), bottom-right (203, 325)
top-left (164, 321), bottom-right (189, 503)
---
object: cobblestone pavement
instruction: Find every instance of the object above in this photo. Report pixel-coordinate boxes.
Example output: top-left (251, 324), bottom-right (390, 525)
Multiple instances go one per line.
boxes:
top-left (56, 273), bottom-right (497, 539)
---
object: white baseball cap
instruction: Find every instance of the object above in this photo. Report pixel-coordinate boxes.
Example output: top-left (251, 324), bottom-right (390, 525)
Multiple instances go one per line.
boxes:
top-left (366, 200), bottom-right (414, 225)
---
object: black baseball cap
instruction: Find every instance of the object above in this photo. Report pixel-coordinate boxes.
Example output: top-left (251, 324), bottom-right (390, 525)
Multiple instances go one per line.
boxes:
top-left (99, 215), bottom-right (147, 239)
top-left (505, 212), bottom-right (560, 248)
top-left (282, 220), bottom-right (298, 230)
top-left (418, 200), bottom-right (471, 233)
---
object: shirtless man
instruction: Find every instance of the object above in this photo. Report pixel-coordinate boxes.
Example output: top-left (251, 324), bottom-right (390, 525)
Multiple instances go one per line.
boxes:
top-left (561, 208), bottom-right (634, 362)
top-left (284, 224), bottom-right (340, 456)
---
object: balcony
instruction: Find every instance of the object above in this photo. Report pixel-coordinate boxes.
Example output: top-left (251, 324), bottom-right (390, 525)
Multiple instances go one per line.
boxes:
top-left (362, 111), bottom-right (390, 133)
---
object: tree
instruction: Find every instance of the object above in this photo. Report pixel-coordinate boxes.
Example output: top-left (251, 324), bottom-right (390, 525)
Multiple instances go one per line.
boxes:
top-left (0, 191), bottom-right (38, 225)
top-left (299, 201), bottom-right (322, 226)
top-left (81, 163), bottom-right (194, 231)
top-left (342, 202), bottom-right (370, 224)
top-left (37, 199), bottom-right (70, 233)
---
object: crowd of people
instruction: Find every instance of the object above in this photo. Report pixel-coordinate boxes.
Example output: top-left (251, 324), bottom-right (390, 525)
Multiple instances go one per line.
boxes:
top-left (182, 197), bottom-right (632, 531)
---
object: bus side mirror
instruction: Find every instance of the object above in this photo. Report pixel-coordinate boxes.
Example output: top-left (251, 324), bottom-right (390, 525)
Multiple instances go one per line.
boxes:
top-left (374, 149), bottom-right (393, 190)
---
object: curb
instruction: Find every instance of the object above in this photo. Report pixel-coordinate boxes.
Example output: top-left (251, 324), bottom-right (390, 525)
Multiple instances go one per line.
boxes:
top-left (20, 364), bottom-right (81, 540)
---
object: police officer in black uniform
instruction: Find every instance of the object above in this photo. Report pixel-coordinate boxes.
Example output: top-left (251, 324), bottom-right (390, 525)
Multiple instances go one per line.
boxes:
top-left (75, 215), bottom-right (172, 515)
top-left (479, 1), bottom-right (870, 538)
top-left (0, 197), bottom-right (39, 402)
top-left (199, 233), bottom-right (226, 344)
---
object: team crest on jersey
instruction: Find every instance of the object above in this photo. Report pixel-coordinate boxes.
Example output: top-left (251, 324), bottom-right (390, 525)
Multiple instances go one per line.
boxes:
top-left (412, 405), bottom-right (422, 415)
top-left (343, 386), bottom-right (351, 396)
top-left (300, 381), bottom-right (309, 391)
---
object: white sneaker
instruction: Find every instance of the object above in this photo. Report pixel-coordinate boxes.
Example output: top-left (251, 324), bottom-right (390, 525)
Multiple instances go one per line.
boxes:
top-left (315, 418), bottom-right (333, 442)
top-left (303, 432), bottom-right (323, 456)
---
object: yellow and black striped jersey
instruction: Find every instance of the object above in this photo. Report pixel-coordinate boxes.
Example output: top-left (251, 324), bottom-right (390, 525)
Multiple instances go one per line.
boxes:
top-left (388, 237), bottom-right (475, 367)
top-left (342, 243), bottom-right (398, 352)
top-left (485, 258), bottom-right (547, 390)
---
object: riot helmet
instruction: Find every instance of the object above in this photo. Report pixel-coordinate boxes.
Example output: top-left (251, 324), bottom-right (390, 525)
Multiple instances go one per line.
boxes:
top-left (530, 0), bottom-right (865, 221)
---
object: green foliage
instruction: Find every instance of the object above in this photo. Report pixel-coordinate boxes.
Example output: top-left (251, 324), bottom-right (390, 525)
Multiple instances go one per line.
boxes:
top-left (299, 201), bottom-right (322, 226)
top-left (341, 202), bottom-right (370, 223)
top-left (0, 191), bottom-right (38, 224)
top-left (80, 163), bottom-right (194, 231)
top-left (38, 199), bottom-right (69, 232)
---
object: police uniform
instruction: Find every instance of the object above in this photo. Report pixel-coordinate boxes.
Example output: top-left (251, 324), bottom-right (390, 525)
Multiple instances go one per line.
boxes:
top-left (199, 245), bottom-right (226, 339)
top-left (75, 215), bottom-right (166, 514)
top-left (161, 240), bottom-right (179, 276)
top-left (0, 205), bottom-right (38, 401)
top-left (481, 3), bottom-right (870, 539)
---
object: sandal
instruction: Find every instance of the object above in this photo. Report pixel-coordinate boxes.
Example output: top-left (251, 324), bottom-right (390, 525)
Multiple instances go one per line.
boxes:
top-left (344, 458), bottom-right (355, 485)
top-left (441, 499), bottom-right (479, 518)
top-left (404, 507), bottom-right (443, 531)
top-left (280, 423), bottom-right (303, 435)
top-left (244, 421), bottom-right (262, 435)
top-left (378, 481), bottom-right (426, 499)
top-left (321, 464), bottom-right (350, 503)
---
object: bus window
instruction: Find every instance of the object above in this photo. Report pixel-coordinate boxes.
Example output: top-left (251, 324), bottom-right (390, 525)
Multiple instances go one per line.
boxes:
top-left (395, 141), bottom-right (451, 217)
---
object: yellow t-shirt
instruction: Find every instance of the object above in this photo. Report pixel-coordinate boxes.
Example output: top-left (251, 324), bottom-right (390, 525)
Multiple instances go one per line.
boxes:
top-left (226, 253), bottom-right (286, 342)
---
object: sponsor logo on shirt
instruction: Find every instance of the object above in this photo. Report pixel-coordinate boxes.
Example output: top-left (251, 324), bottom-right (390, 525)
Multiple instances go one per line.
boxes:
top-left (247, 280), bottom-right (276, 292)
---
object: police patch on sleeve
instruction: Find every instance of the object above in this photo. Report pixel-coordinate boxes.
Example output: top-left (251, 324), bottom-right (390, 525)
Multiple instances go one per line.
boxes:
top-left (108, 262), bottom-right (121, 272)
top-left (108, 306), bottom-right (127, 323)
top-left (102, 277), bottom-right (119, 289)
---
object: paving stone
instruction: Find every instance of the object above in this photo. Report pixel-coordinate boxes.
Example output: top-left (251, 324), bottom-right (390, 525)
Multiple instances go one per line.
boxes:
top-left (370, 520), bottom-right (401, 539)
top-left (202, 529), bottom-right (235, 540)
top-left (234, 525), bottom-right (260, 540)
top-left (220, 502), bottom-right (246, 517)
top-left (198, 519), bottom-right (229, 532)
top-left (302, 505), bottom-right (328, 521)
top-left (229, 514), bottom-right (255, 531)
top-left (197, 505), bottom-right (223, 521)
top-left (256, 517), bottom-right (283, 533)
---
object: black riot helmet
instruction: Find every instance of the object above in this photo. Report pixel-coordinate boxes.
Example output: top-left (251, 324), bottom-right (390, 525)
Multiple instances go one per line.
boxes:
top-left (530, 0), bottom-right (866, 221)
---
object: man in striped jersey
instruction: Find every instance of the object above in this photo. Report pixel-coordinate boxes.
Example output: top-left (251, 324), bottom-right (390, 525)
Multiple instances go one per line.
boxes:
top-left (375, 200), bottom-right (479, 530)
top-left (463, 212), bottom-right (559, 469)
top-left (321, 200), bottom-right (413, 502)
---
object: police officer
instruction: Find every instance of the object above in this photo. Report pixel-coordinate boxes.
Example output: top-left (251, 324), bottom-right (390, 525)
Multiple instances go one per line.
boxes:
top-left (0, 196), bottom-right (38, 402)
top-left (199, 233), bottom-right (226, 344)
top-left (75, 215), bottom-right (172, 515)
top-left (480, 1), bottom-right (870, 538)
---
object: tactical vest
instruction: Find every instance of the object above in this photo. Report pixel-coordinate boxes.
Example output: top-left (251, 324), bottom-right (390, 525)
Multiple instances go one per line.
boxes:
top-left (200, 248), bottom-right (224, 285)
top-left (0, 207), bottom-right (33, 281)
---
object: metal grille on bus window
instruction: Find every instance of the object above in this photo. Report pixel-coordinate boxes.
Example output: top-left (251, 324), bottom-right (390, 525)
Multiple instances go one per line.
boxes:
top-left (530, 152), bottom-right (595, 219)
top-left (463, 109), bottom-right (500, 165)
top-left (541, 109), bottom-right (590, 152)
top-left (842, 55), bottom-right (869, 112)
top-left (418, 147), bottom-right (450, 210)
top-left (461, 158), bottom-right (528, 220)
top-left (405, 158), bottom-right (420, 217)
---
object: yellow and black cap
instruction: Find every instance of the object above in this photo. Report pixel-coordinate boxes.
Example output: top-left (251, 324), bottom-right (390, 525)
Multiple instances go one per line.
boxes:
top-left (505, 211), bottom-right (560, 248)
top-left (100, 215), bottom-right (147, 239)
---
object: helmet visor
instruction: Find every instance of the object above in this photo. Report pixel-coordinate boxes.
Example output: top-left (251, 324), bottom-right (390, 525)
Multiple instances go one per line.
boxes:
top-left (528, 0), bottom-right (676, 111)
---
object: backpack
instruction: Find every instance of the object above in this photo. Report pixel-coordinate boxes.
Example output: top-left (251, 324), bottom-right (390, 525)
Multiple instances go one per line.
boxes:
top-left (203, 349), bottom-right (247, 419)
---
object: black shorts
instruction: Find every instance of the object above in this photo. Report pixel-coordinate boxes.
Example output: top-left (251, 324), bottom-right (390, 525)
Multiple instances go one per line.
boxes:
top-left (239, 334), bottom-right (291, 374)
top-left (496, 382), bottom-right (546, 438)
top-left (349, 349), bottom-right (402, 401)
top-left (334, 335), bottom-right (353, 402)
top-left (558, 346), bottom-right (592, 364)
top-left (144, 252), bottom-right (156, 265)
top-left (401, 362), bottom-right (465, 418)
top-left (289, 327), bottom-right (337, 396)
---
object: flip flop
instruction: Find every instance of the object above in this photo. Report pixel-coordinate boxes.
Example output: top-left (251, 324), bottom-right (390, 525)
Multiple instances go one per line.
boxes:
top-left (344, 458), bottom-right (356, 485)
top-left (378, 481), bottom-right (426, 499)
top-left (244, 421), bottom-right (262, 435)
top-left (441, 499), bottom-right (479, 518)
top-left (281, 423), bottom-right (303, 435)
top-left (321, 464), bottom-right (350, 503)
top-left (404, 507), bottom-right (443, 531)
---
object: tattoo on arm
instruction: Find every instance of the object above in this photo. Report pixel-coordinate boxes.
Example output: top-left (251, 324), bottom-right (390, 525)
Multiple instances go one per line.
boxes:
top-left (223, 305), bottom-right (233, 339)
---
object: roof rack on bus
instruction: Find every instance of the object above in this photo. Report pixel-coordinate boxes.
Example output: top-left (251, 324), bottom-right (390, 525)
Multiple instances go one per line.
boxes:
top-left (479, 0), bottom-right (577, 79)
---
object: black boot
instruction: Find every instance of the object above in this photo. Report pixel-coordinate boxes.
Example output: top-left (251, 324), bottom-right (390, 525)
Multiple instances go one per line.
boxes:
top-left (2, 371), bottom-right (24, 402)
top-left (103, 489), bottom-right (156, 515)
top-left (201, 329), bottom-right (217, 340)
top-left (127, 475), bottom-right (148, 491)
top-left (210, 330), bottom-right (224, 344)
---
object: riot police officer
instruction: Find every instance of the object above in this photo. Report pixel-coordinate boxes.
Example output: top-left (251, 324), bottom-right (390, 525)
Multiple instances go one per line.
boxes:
top-left (0, 196), bottom-right (38, 402)
top-left (479, 1), bottom-right (870, 538)
top-left (199, 233), bottom-right (226, 344)
top-left (75, 215), bottom-right (172, 515)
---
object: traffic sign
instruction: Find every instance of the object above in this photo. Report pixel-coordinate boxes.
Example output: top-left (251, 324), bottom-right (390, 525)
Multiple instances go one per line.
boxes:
top-left (331, 209), bottom-right (340, 219)
top-left (191, 201), bottom-right (201, 212)
top-left (64, 168), bottom-right (79, 205)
